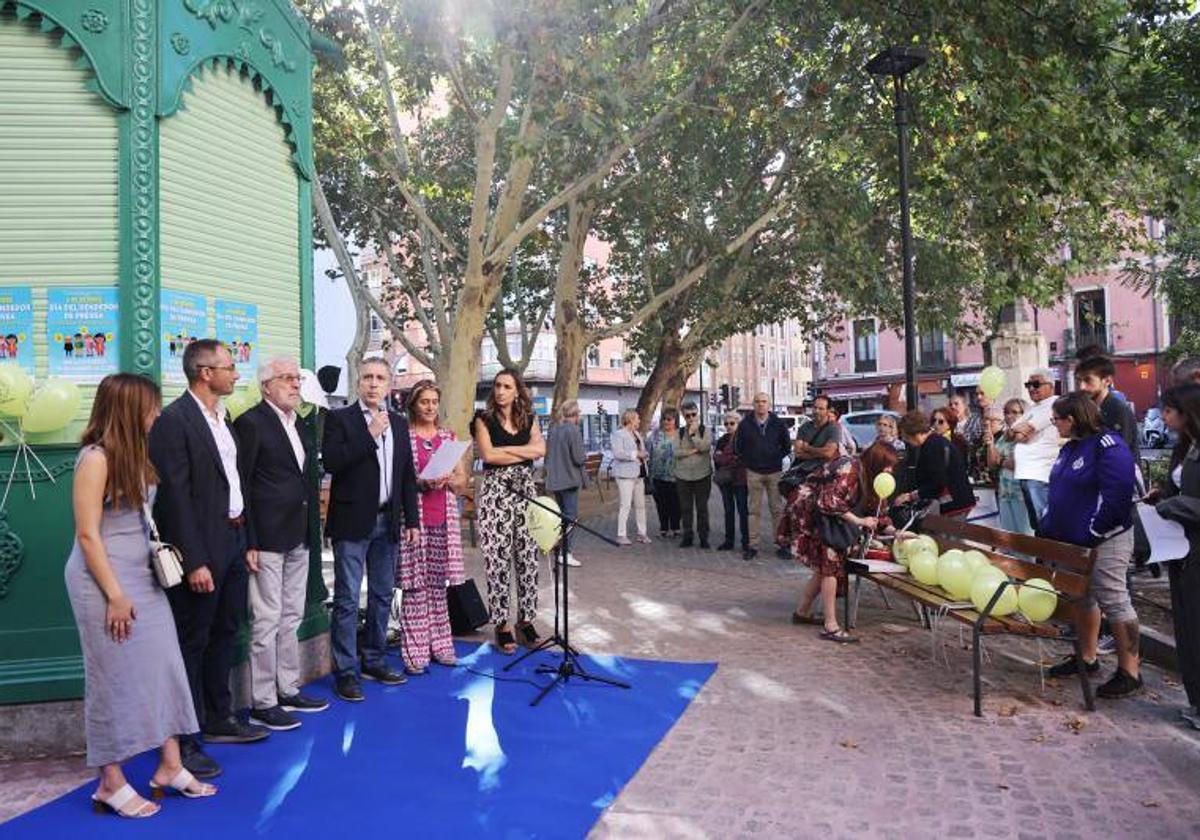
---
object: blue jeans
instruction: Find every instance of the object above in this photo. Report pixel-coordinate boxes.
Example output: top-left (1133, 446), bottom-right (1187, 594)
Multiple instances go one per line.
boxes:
top-left (554, 488), bottom-right (579, 529)
top-left (1021, 479), bottom-right (1050, 529)
top-left (998, 495), bottom-right (1033, 536)
top-left (331, 514), bottom-right (396, 677)
top-left (720, 483), bottom-right (749, 548)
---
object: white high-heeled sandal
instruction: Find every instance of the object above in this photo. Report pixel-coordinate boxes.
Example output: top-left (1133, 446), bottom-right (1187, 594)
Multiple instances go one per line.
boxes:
top-left (148, 767), bottom-right (218, 800)
top-left (91, 783), bottom-right (159, 818)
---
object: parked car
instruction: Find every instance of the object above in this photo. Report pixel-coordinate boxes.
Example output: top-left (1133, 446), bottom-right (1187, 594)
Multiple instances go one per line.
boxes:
top-left (841, 410), bottom-right (900, 449)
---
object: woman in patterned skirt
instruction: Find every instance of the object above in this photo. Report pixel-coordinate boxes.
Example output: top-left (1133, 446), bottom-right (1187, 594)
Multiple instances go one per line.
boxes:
top-left (472, 368), bottom-right (546, 654)
top-left (397, 380), bottom-right (469, 674)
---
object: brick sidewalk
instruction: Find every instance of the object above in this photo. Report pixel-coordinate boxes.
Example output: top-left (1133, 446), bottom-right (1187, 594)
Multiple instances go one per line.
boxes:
top-left (3, 489), bottom-right (1199, 838)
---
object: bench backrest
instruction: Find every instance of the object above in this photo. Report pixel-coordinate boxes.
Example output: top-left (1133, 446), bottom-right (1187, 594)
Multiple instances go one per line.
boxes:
top-left (921, 515), bottom-right (1098, 607)
top-left (583, 452), bottom-right (602, 477)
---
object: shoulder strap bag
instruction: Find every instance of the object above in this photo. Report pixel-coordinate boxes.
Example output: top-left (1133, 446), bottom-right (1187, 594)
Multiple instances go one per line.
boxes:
top-left (143, 501), bottom-right (185, 589)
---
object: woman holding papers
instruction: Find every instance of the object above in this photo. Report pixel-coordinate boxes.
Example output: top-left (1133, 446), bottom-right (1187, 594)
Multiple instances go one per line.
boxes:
top-left (396, 380), bottom-right (469, 673)
top-left (1154, 384), bottom-right (1200, 729)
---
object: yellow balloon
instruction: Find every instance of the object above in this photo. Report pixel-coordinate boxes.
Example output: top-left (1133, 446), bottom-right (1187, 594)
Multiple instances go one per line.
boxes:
top-left (979, 366), bottom-right (1006, 399)
top-left (0, 364), bottom-right (34, 417)
top-left (971, 573), bottom-right (1018, 616)
top-left (909, 549), bottom-right (940, 585)
top-left (872, 471), bottom-right (896, 500)
top-left (914, 534), bottom-right (939, 556)
top-left (892, 535), bottom-right (913, 567)
top-left (1018, 578), bottom-right (1059, 622)
top-left (525, 495), bottom-right (562, 554)
top-left (962, 549), bottom-right (990, 571)
top-left (937, 552), bottom-right (973, 599)
top-left (22, 379), bottom-right (81, 433)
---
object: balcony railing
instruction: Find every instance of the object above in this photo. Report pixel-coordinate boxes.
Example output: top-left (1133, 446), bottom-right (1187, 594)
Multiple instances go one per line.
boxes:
top-left (1063, 326), bottom-right (1113, 356)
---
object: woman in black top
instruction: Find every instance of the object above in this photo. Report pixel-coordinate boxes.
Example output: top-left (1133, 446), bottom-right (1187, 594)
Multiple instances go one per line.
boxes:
top-left (894, 409), bottom-right (976, 518)
top-left (1155, 384), bottom-right (1200, 728)
top-left (472, 368), bottom-right (546, 654)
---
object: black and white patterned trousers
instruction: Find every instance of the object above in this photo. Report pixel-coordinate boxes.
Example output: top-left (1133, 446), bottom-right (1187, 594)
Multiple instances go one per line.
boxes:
top-left (477, 465), bottom-right (539, 624)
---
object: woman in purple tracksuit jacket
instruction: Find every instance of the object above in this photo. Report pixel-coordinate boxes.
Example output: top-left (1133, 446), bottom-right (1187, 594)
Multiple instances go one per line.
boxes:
top-left (1039, 393), bottom-right (1142, 699)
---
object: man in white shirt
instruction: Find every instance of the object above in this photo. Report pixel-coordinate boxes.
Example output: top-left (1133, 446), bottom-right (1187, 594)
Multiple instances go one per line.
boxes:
top-left (1009, 368), bottom-right (1062, 524)
top-left (235, 356), bottom-right (329, 732)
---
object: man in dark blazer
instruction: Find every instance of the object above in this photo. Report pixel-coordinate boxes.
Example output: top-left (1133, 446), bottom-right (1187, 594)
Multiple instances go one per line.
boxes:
top-left (235, 355), bottom-right (329, 732)
top-left (149, 339), bottom-right (269, 781)
top-left (322, 356), bottom-right (420, 702)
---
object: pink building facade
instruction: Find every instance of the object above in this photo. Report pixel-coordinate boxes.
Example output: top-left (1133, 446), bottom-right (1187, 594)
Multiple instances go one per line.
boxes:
top-left (812, 265), bottom-right (1169, 418)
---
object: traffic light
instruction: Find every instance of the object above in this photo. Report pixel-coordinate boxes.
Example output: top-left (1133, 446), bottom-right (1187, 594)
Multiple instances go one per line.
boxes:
top-left (806, 382), bottom-right (816, 403)
top-left (731, 386), bottom-right (741, 407)
top-left (719, 384), bottom-right (730, 406)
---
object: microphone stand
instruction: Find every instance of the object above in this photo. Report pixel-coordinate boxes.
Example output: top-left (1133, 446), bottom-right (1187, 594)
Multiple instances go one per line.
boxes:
top-left (500, 484), bottom-right (631, 706)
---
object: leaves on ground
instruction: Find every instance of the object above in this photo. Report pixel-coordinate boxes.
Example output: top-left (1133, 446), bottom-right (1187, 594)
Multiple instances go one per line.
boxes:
top-left (1063, 716), bottom-right (1087, 734)
top-left (997, 705), bottom-right (1018, 718)
top-left (839, 740), bottom-right (859, 750)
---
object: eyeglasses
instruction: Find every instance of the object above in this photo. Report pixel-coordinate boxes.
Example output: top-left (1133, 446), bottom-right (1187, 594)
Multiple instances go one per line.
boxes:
top-left (683, 412), bottom-right (697, 418)
top-left (270, 374), bottom-right (301, 384)
top-left (1024, 380), bottom-right (1048, 390)
top-left (198, 364), bottom-right (237, 373)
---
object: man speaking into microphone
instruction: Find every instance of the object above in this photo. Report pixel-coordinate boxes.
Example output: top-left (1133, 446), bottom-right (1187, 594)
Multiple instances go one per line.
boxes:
top-left (322, 357), bottom-right (420, 702)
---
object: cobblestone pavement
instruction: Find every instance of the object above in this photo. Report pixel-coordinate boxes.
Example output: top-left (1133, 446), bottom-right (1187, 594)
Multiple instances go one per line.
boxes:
top-left (3, 489), bottom-right (1199, 838)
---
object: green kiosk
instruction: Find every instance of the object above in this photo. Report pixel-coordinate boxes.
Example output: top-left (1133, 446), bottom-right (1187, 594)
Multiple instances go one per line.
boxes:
top-left (0, 0), bottom-right (327, 748)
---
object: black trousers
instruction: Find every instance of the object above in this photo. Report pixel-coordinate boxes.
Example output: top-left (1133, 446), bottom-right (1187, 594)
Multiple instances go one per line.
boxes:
top-left (720, 483), bottom-right (750, 548)
top-left (167, 525), bottom-right (248, 730)
top-left (1169, 558), bottom-right (1200, 709)
top-left (652, 479), bottom-right (681, 533)
top-left (676, 476), bottom-right (712, 539)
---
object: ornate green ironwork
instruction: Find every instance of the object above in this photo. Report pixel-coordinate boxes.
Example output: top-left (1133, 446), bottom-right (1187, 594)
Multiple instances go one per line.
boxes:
top-left (0, 512), bottom-right (25, 598)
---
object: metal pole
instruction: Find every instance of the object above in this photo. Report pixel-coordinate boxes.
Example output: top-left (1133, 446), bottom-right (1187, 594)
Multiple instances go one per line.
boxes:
top-left (894, 74), bottom-right (918, 410)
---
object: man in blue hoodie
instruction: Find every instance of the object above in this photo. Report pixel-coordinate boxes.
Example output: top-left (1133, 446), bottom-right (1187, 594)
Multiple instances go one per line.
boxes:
top-left (1039, 393), bottom-right (1142, 699)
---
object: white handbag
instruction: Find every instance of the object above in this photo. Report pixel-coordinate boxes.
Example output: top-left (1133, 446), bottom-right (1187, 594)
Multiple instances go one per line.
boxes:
top-left (143, 502), bottom-right (184, 589)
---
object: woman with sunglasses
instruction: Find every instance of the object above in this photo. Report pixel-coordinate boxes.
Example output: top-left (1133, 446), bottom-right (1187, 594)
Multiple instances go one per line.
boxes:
top-left (713, 411), bottom-right (749, 552)
top-left (1152, 384), bottom-right (1200, 727)
top-left (673, 400), bottom-right (713, 548)
top-left (397, 380), bottom-right (469, 673)
top-left (1040, 393), bottom-right (1141, 699)
top-left (648, 409), bottom-right (683, 537)
top-left (986, 398), bottom-right (1033, 535)
top-left (931, 406), bottom-right (969, 463)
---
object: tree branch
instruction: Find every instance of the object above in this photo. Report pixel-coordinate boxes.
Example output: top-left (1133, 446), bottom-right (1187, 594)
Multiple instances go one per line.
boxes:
top-left (467, 49), bottom-right (517, 274)
top-left (371, 214), bottom-right (442, 356)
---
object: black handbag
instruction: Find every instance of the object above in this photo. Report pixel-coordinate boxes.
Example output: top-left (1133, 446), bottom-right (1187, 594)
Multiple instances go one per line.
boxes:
top-left (815, 513), bottom-right (862, 553)
top-left (447, 578), bottom-right (489, 635)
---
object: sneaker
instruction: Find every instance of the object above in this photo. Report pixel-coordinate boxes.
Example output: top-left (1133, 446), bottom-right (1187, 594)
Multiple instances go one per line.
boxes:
top-left (1180, 707), bottom-right (1200, 730)
top-left (180, 738), bottom-right (221, 779)
top-left (1045, 655), bottom-right (1100, 678)
top-left (615, 536), bottom-right (632, 546)
top-left (1096, 633), bottom-right (1117, 655)
top-left (556, 552), bottom-right (582, 565)
top-left (1096, 668), bottom-right (1144, 699)
top-left (717, 542), bottom-right (734, 551)
top-left (743, 548), bottom-right (758, 561)
top-left (636, 535), bottom-right (652, 544)
top-left (362, 663), bottom-right (407, 686)
top-left (679, 534), bottom-right (694, 548)
top-left (699, 538), bottom-right (710, 549)
top-left (334, 675), bottom-right (364, 702)
top-left (278, 692), bottom-right (330, 713)
top-left (249, 705), bottom-right (301, 731)
top-left (203, 716), bottom-right (270, 744)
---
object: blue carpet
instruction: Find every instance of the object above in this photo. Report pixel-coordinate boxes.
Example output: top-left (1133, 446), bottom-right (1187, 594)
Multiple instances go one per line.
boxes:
top-left (2, 643), bottom-right (715, 839)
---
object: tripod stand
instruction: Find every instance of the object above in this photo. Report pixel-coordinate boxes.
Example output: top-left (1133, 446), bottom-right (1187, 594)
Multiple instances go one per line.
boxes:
top-left (501, 487), bottom-right (631, 706)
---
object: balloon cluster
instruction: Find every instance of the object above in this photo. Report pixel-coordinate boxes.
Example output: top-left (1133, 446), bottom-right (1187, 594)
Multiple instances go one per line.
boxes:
top-left (0, 364), bottom-right (81, 433)
top-left (891, 533), bottom-right (1058, 621)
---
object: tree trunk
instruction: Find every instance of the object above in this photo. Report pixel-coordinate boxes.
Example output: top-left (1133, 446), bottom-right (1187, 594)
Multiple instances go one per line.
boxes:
top-left (345, 278), bottom-right (373, 395)
top-left (551, 199), bottom-right (595, 411)
top-left (635, 330), bottom-right (688, 433)
top-left (440, 273), bottom-right (499, 437)
top-left (661, 352), bottom-right (696, 411)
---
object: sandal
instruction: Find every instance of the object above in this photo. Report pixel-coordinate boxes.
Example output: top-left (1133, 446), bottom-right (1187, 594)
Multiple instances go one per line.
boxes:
top-left (819, 628), bottom-right (860, 644)
top-left (515, 621), bottom-right (541, 648)
top-left (495, 626), bottom-right (517, 655)
top-left (92, 784), bottom-right (160, 818)
top-left (149, 767), bottom-right (218, 800)
top-left (791, 611), bottom-right (821, 626)
top-left (432, 653), bottom-right (458, 667)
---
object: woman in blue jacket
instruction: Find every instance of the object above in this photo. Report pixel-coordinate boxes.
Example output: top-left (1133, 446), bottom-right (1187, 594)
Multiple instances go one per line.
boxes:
top-left (1040, 393), bottom-right (1141, 699)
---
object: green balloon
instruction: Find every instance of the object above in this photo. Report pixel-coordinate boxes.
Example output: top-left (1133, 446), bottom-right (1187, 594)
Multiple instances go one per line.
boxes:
top-left (525, 495), bottom-right (562, 554)
top-left (962, 549), bottom-right (990, 571)
top-left (909, 549), bottom-right (940, 585)
top-left (937, 553), bottom-right (973, 599)
top-left (971, 573), bottom-right (1018, 616)
top-left (914, 534), bottom-right (939, 556)
top-left (0, 364), bottom-right (34, 417)
top-left (1018, 578), bottom-right (1059, 622)
top-left (979, 366), bottom-right (1006, 399)
top-left (22, 379), bottom-right (81, 433)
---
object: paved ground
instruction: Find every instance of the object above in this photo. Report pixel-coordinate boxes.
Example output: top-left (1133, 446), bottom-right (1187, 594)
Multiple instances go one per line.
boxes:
top-left (3, 486), bottom-right (1199, 838)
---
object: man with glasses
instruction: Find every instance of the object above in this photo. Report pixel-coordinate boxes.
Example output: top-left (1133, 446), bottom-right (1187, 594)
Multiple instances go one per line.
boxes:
top-left (674, 400), bottom-right (713, 548)
top-left (150, 339), bottom-right (269, 781)
top-left (734, 393), bottom-right (790, 560)
top-left (235, 356), bottom-right (328, 732)
top-left (1009, 368), bottom-right (1062, 525)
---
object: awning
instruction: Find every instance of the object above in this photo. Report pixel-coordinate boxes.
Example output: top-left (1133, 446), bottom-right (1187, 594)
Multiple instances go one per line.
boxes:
top-left (824, 386), bottom-right (888, 400)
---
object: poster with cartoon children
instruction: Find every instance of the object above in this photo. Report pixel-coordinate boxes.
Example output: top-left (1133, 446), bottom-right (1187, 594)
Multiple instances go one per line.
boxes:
top-left (47, 287), bottom-right (119, 379)
top-left (161, 289), bottom-right (209, 382)
top-left (0, 287), bottom-right (34, 374)
top-left (215, 299), bottom-right (258, 378)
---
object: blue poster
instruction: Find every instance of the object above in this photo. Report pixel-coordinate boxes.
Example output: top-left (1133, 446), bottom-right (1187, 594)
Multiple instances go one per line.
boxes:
top-left (0, 287), bottom-right (34, 374)
top-left (215, 299), bottom-right (258, 377)
top-left (47, 286), bottom-right (119, 380)
top-left (161, 290), bottom-right (209, 382)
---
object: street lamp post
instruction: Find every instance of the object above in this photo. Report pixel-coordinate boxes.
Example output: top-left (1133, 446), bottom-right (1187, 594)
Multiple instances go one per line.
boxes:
top-left (866, 46), bottom-right (927, 411)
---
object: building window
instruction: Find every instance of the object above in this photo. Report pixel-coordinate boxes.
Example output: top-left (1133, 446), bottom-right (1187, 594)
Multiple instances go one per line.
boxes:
top-left (1073, 289), bottom-right (1109, 353)
top-left (609, 353), bottom-right (622, 369)
top-left (759, 346), bottom-right (766, 369)
top-left (853, 319), bottom-right (877, 373)
top-left (919, 329), bottom-right (946, 368)
top-left (586, 347), bottom-right (600, 367)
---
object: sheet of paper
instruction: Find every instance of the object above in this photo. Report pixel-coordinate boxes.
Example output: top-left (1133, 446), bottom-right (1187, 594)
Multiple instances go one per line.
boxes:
top-left (418, 439), bottom-right (471, 480)
top-left (1137, 503), bottom-right (1190, 564)
top-left (861, 559), bottom-right (906, 573)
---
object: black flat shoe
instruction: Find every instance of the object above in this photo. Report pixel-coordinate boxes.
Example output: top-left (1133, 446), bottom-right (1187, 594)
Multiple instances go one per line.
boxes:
top-left (515, 621), bottom-right (541, 647)
top-left (495, 626), bottom-right (517, 655)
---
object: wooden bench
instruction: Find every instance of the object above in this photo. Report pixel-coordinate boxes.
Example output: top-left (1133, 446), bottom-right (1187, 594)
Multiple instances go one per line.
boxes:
top-left (583, 452), bottom-right (605, 501)
top-left (849, 514), bottom-right (1099, 717)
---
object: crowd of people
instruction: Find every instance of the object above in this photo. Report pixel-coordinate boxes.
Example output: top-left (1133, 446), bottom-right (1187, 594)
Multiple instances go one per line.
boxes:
top-left (65, 341), bottom-right (1200, 817)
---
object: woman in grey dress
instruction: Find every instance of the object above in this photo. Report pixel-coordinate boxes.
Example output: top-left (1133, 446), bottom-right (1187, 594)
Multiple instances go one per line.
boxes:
top-left (65, 373), bottom-right (217, 818)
